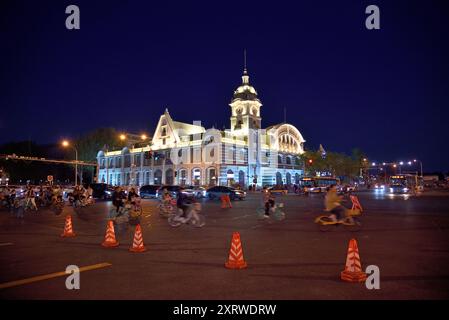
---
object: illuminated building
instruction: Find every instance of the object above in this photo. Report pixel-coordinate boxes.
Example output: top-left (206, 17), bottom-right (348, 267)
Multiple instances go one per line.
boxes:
top-left (97, 67), bottom-right (306, 188)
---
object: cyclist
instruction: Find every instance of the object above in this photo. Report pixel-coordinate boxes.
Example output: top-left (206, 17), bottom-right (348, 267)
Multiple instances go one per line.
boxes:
top-left (176, 188), bottom-right (191, 218)
top-left (25, 186), bottom-right (38, 211)
top-left (324, 184), bottom-right (345, 222)
top-left (112, 186), bottom-right (125, 214)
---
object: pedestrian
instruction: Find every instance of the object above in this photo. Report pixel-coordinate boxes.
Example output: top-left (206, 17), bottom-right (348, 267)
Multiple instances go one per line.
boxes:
top-left (14, 196), bottom-right (25, 219)
top-left (262, 187), bottom-right (275, 218)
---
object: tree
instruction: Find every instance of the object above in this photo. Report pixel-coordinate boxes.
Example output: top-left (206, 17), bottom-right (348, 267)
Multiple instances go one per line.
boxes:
top-left (70, 128), bottom-right (127, 182)
top-left (300, 148), bottom-right (366, 182)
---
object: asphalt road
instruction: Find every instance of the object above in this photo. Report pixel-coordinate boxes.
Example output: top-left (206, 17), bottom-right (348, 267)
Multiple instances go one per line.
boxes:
top-left (1, 190), bottom-right (449, 299)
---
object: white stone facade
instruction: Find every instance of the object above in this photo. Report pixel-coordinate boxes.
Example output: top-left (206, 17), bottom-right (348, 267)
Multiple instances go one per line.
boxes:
top-left (97, 69), bottom-right (306, 188)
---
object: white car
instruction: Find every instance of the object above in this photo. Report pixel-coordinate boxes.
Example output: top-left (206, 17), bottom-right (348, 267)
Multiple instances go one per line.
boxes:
top-left (184, 186), bottom-right (207, 198)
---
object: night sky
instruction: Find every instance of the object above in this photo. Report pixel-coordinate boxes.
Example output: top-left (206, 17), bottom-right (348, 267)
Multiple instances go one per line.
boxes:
top-left (1, 0), bottom-right (448, 171)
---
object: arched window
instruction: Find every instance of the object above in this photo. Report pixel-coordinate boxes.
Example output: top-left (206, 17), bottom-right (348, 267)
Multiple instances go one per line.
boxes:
top-left (154, 170), bottom-right (162, 185)
top-left (192, 168), bottom-right (201, 186)
top-left (165, 169), bottom-right (174, 185)
top-left (278, 155), bottom-right (283, 164)
top-left (276, 172), bottom-right (283, 185)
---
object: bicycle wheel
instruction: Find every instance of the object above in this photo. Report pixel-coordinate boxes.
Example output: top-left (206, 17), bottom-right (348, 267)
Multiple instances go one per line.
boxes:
top-left (315, 215), bottom-right (335, 232)
top-left (273, 209), bottom-right (286, 221)
top-left (168, 214), bottom-right (182, 227)
top-left (191, 214), bottom-right (205, 228)
top-left (343, 217), bottom-right (362, 232)
top-left (52, 204), bottom-right (63, 216)
top-left (256, 208), bottom-right (266, 220)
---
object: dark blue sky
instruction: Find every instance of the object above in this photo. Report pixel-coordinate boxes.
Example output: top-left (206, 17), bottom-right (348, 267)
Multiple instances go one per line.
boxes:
top-left (1, 0), bottom-right (448, 171)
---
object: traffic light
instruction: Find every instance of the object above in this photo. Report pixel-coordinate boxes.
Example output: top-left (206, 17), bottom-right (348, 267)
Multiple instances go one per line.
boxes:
top-left (308, 159), bottom-right (313, 165)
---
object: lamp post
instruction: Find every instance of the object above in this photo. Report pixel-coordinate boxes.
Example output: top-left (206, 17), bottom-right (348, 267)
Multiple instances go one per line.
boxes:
top-left (62, 140), bottom-right (78, 186)
top-left (414, 159), bottom-right (423, 177)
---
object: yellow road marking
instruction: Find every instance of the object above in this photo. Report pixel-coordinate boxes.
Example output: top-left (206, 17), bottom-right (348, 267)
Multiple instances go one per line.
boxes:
top-left (0, 262), bottom-right (112, 290)
top-left (0, 243), bottom-right (13, 247)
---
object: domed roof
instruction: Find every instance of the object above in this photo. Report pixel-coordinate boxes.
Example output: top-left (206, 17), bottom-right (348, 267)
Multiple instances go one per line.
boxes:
top-left (231, 69), bottom-right (261, 103)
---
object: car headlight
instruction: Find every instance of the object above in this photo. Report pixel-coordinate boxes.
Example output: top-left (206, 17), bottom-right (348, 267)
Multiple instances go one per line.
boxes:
top-left (403, 188), bottom-right (409, 192)
top-left (389, 188), bottom-right (393, 192)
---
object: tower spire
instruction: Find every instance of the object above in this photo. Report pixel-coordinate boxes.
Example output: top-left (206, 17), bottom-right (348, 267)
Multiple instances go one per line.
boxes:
top-left (244, 49), bottom-right (247, 73)
top-left (242, 49), bottom-right (249, 84)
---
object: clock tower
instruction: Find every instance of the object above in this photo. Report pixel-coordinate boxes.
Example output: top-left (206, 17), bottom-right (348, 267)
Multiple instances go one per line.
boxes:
top-left (229, 68), bottom-right (262, 133)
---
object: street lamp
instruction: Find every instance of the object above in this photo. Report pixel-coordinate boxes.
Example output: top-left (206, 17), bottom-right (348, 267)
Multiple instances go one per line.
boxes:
top-left (141, 134), bottom-right (147, 140)
top-left (62, 140), bottom-right (78, 186)
top-left (413, 159), bottom-right (423, 177)
top-left (119, 134), bottom-right (126, 141)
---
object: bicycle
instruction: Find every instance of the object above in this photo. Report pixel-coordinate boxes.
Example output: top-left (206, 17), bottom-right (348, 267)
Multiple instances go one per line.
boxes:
top-left (314, 208), bottom-right (362, 232)
top-left (168, 202), bottom-right (205, 227)
top-left (108, 205), bottom-right (129, 225)
top-left (158, 199), bottom-right (176, 218)
top-left (50, 198), bottom-right (64, 216)
top-left (256, 203), bottom-right (286, 221)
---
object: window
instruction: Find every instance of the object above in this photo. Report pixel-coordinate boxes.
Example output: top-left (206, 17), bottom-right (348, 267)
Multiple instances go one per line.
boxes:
top-left (278, 155), bottom-right (282, 164)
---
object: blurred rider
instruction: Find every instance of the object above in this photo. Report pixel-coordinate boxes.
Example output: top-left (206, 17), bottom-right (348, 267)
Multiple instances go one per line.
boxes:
top-left (324, 184), bottom-right (345, 222)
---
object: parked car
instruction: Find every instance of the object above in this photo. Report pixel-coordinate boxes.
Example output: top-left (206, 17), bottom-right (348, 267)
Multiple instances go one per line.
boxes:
top-left (338, 184), bottom-right (357, 194)
top-left (206, 186), bottom-right (246, 200)
top-left (87, 183), bottom-right (114, 199)
top-left (156, 185), bottom-right (183, 199)
top-left (139, 185), bottom-right (160, 199)
top-left (184, 186), bottom-right (207, 198)
top-left (268, 186), bottom-right (288, 195)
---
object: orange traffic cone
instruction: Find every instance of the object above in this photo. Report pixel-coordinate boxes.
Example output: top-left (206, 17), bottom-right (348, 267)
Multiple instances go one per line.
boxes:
top-left (102, 220), bottom-right (119, 248)
top-left (221, 195), bottom-right (227, 208)
top-left (225, 232), bottom-right (247, 269)
top-left (350, 195), bottom-right (363, 212)
top-left (61, 215), bottom-right (76, 237)
top-left (226, 195), bottom-right (232, 208)
top-left (129, 224), bottom-right (146, 253)
top-left (341, 238), bottom-right (367, 282)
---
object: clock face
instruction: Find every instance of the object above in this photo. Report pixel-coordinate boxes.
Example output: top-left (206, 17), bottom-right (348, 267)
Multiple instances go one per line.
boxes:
top-left (236, 107), bottom-right (243, 115)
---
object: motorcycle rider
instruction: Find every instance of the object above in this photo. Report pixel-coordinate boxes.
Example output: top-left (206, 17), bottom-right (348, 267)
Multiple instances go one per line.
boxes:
top-left (324, 184), bottom-right (345, 222)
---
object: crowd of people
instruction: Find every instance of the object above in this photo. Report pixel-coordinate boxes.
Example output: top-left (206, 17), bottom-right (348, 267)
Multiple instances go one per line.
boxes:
top-left (0, 185), bottom-right (65, 218)
top-left (1, 181), bottom-right (354, 225)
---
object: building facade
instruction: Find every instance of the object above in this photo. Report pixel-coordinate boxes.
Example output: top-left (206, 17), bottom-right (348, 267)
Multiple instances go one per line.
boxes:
top-left (97, 68), bottom-right (306, 188)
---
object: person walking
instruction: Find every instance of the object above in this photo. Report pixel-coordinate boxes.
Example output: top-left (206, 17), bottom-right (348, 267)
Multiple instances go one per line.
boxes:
top-left (262, 187), bottom-right (275, 218)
